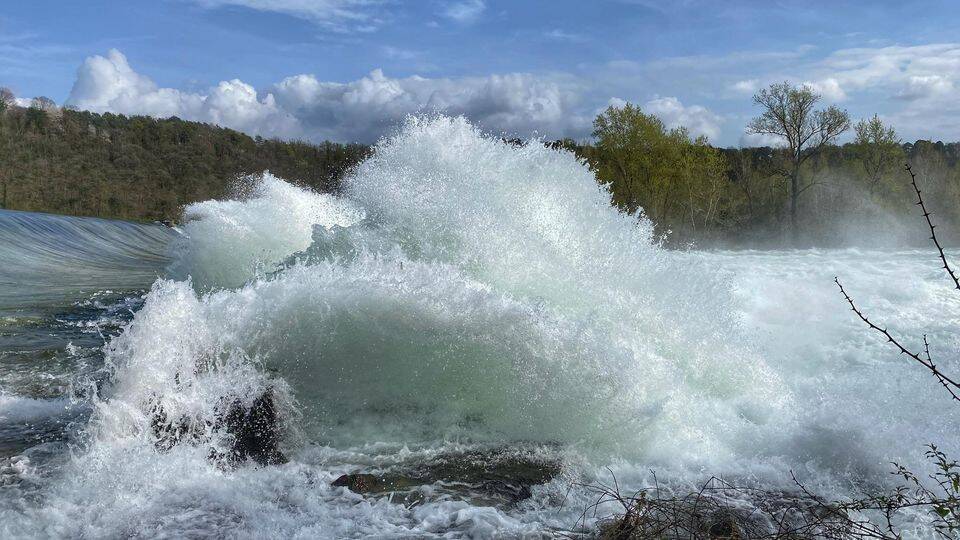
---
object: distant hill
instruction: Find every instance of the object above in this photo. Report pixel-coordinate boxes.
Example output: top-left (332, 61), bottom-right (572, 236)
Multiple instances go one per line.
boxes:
top-left (0, 103), bottom-right (369, 221)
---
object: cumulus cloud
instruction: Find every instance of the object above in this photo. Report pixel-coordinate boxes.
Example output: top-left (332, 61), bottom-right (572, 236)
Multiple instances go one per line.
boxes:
top-left (897, 74), bottom-right (954, 100)
top-left (803, 77), bottom-right (846, 101)
top-left (643, 96), bottom-right (722, 140)
top-left (271, 68), bottom-right (590, 141)
top-left (806, 43), bottom-right (960, 138)
top-left (730, 79), bottom-right (759, 94)
top-left (738, 131), bottom-right (786, 148)
top-left (441, 0), bottom-right (486, 23)
top-left (815, 44), bottom-right (960, 94)
top-left (65, 49), bottom-right (591, 143)
top-left (66, 50), bottom-right (300, 139)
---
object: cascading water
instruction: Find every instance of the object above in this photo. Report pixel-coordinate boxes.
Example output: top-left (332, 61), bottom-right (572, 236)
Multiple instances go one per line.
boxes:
top-left (1, 116), bottom-right (959, 538)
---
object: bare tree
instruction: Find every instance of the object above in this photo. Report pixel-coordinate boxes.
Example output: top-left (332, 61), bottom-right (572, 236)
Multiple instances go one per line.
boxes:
top-left (30, 96), bottom-right (58, 112)
top-left (0, 87), bottom-right (14, 112)
top-left (748, 82), bottom-right (850, 242)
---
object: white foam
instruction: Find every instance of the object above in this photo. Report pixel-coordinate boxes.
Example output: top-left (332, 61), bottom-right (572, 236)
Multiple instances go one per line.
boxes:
top-left (169, 172), bottom-right (363, 289)
top-left (5, 116), bottom-right (958, 537)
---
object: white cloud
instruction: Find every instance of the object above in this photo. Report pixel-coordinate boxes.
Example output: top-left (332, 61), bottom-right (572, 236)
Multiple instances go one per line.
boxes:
top-left (730, 79), bottom-right (759, 94)
top-left (803, 77), bottom-right (846, 101)
top-left (897, 74), bottom-right (954, 100)
top-left (187, 0), bottom-right (386, 31)
top-left (814, 44), bottom-right (960, 94)
top-left (271, 68), bottom-right (590, 142)
top-left (606, 97), bottom-right (628, 109)
top-left (544, 29), bottom-right (586, 43)
top-left (805, 43), bottom-right (960, 138)
top-left (66, 50), bottom-right (300, 139)
top-left (65, 49), bottom-right (591, 143)
top-left (441, 0), bottom-right (486, 23)
top-left (643, 96), bottom-right (722, 140)
top-left (738, 131), bottom-right (786, 148)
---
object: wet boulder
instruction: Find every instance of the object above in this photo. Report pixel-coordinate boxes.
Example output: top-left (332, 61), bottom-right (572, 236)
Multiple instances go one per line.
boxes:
top-left (149, 388), bottom-right (286, 466)
top-left (215, 391), bottom-right (286, 466)
top-left (331, 473), bottom-right (420, 493)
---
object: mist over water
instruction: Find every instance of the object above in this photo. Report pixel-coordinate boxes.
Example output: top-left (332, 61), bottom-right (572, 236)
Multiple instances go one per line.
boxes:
top-left (2, 116), bottom-right (959, 537)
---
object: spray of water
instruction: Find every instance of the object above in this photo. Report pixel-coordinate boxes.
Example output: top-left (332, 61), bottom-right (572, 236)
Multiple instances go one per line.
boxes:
top-left (4, 116), bottom-right (959, 538)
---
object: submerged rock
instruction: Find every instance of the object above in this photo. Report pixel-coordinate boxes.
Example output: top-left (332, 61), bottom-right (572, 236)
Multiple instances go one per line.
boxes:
top-left (331, 448), bottom-right (562, 507)
top-left (331, 473), bottom-right (420, 493)
top-left (149, 388), bottom-right (286, 466)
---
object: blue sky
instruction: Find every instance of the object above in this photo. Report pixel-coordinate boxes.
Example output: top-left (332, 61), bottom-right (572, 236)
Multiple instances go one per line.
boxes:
top-left (3, 1), bottom-right (960, 145)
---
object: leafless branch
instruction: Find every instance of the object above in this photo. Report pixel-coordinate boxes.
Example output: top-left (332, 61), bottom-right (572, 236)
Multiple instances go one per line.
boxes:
top-left (906, 163), bottom-right (960, 291)
top-left (834, 277), bottom-right (960, 402)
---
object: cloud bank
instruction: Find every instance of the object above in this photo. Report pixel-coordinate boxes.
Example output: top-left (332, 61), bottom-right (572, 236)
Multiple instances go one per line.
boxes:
top-left (643, 96), bottom-right (722, 140)
top-left (65, 49), bottom-right (597, 143)
top-left (62, 49), bottom-right (726, 145)
top-left (66, 50), bottom-right (299, 139)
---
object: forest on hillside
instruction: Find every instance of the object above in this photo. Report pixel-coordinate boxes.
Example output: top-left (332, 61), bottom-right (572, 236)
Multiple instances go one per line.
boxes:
top-left (2, 84), bottom-right (959, 247)
top-left (0, 96), bottom-right (367, 222)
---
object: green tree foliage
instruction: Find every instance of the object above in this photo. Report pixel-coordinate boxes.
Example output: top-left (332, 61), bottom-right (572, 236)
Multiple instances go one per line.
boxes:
top-left (589, 103), bottom-right (741, 240)
top-left (0, 106), bottom-right (368, 221)
top-left (853, 114), bottom-right (904, 196)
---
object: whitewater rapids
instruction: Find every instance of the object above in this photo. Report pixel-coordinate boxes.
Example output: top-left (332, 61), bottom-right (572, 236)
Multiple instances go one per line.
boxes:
top-left (1, 116), bottom-right (959, 538)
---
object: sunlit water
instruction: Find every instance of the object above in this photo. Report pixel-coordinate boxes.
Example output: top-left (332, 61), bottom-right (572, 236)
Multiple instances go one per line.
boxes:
top-left (1, 117), bottom-right (958, 538)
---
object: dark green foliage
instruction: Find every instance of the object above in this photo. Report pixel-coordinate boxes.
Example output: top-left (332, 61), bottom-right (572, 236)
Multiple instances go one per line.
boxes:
top-left (0, 106), bottom-right (369, 221)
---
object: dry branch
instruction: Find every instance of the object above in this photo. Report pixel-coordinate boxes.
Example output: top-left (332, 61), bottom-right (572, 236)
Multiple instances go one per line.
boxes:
top-left (906, 163), bottom-right (960, 291)
top-left (834, 277), bottom-right (960, 402)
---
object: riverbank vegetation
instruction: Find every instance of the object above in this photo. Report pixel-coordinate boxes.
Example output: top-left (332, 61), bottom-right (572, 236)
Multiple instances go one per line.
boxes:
top-left (0, 92), bottom-right (367, 222)
top-left (2, 83), bottom-right (959, 246)
top-left (565, 84), bottom-right (960, 247)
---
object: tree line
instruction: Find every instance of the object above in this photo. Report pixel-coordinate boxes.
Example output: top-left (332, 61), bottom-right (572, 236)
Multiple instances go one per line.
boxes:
top-left (2, 84), bottom-right (959, 246)
top-left (569, 82), bottom-right (960, 247)
top-left (0, 90), bottom-right (367, 222)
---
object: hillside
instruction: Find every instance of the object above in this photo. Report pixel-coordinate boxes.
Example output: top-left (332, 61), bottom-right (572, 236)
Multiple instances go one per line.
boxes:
top-left (0, 104), bottom-right (368, 221)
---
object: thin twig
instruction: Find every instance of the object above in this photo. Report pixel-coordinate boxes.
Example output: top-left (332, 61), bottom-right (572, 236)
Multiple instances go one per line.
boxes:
top-left (835, 277), bottom-right (960, 402)
top-left (906, 163), bottom-right (960, 291)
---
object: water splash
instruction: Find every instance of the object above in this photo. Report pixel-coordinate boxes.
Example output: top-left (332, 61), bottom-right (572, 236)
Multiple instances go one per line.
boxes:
top-left (4, 116), bottom-right (959, 537)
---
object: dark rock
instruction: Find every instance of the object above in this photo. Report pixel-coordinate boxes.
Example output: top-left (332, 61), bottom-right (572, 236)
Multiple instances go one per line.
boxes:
top-left (330, 448), bottom-right (562, 507)
top-left (331, 473), bottom-right (419, 494)
top-left (149, 399), bottom-right (206, 452)
top-left (149, 388), bottom-right (286, 466)
top-left (707, 510), bottom-right (740, 539)
top-left (215, 390), bottom-right (287, 466)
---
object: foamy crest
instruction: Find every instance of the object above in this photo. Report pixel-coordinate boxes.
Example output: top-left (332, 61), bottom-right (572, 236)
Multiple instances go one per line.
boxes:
top-left (93, 116), bottom-right (790, 460)
top-left (169, 172), bottom-right (363, 289)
